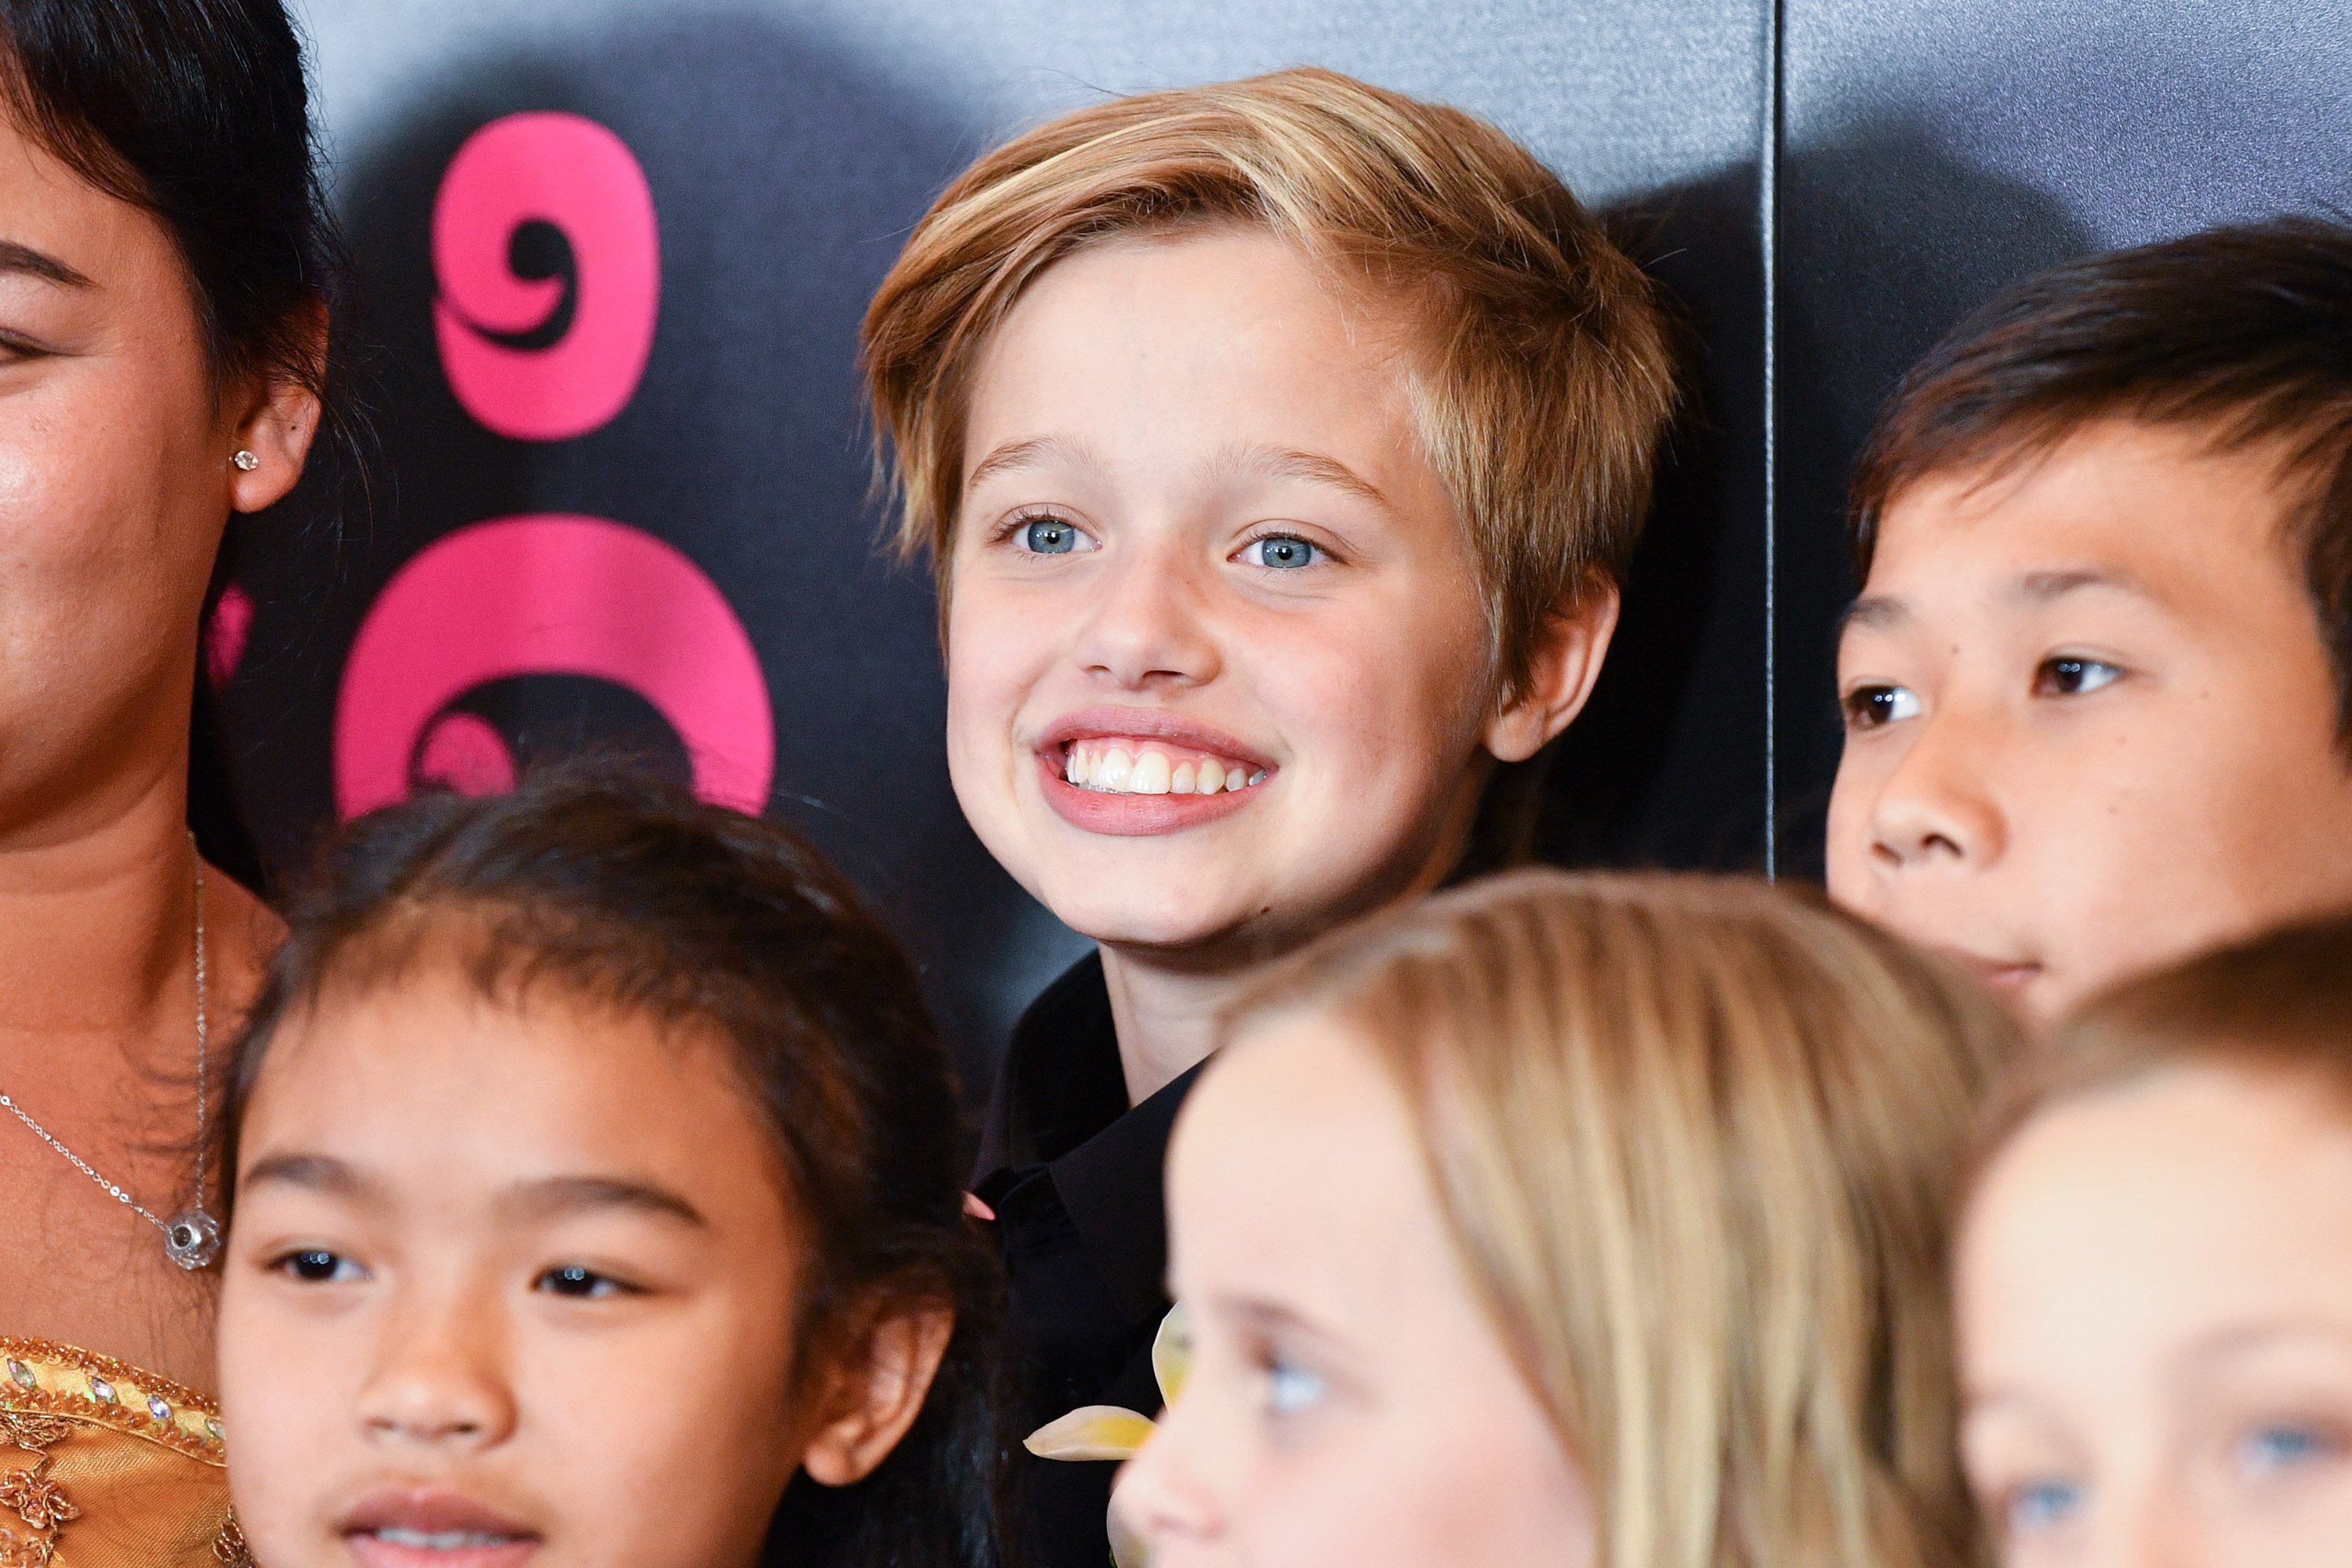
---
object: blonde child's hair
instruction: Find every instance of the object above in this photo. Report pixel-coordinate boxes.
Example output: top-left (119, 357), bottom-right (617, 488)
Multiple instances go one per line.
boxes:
top-left (1222, 869), bottom-right (2016, 1568)
top-left (860, 67), bottom-right (1679, 699)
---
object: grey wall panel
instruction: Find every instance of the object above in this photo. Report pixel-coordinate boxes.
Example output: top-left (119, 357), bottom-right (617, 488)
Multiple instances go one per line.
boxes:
top-left (216, 2), bottom-right (1769, 1093)
top-left (1775, 1), bottom-right (2352, 874)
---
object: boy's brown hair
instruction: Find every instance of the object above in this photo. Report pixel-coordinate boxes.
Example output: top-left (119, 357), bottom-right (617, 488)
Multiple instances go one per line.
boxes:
top-left (860, 67), bottom-right (1678, 700)
top-left (1849, 215), bottom-right (2352, 735)
top-left (1973, 908), bottom-right (2352, 1192)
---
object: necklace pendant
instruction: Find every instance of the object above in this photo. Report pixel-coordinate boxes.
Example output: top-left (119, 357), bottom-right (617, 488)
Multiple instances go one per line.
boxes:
top-left (163, 1209), bottom-right (221, 1271)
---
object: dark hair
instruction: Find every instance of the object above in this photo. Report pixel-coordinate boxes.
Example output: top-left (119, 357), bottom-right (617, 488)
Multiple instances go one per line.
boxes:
top-left (1850, 215), bottom-right (2352, 736)
top-left (1967, 906), bottom-right (2352, 1207)
top-left (0, 0), bottom-right (363, 499)
top-left (220, 768), bottom-right (1006, 1568)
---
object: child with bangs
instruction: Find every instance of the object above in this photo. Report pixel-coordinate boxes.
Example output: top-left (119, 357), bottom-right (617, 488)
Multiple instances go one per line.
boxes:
top-left (208, 769), bottom-right (1003, 1568)
top-left (860, 67), bottom-right (1678, 1566)
top-left (1828, 215), bottom-right (2352, 1027)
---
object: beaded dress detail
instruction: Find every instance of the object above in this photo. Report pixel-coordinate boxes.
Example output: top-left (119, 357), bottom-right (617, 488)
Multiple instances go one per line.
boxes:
top-left (0, 1341), bottom-right (242, 1567)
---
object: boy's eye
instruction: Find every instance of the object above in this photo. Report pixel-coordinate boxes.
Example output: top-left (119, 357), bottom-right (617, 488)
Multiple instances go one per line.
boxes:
top-left (2004, 1475), bottom-right (2085, 1535)
top-left (1842, 683), bottom-right (1922, 730)
top-left (2034, 656), bottom-right (2122, 697)
top-left (535, 1264), bottom-right (630, 1300)
top-left (2238, 1421), bottom-right (2338, 1478)
top-left (1240, 534), bottom-right (1319, 570)
top-left (274, 1247), bottom-right (364, 1284)
top-left (1013, 515), bottom-right (1094, 555)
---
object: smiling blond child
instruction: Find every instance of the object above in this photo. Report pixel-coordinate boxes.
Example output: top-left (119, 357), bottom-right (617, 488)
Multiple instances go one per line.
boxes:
top-left (861, 68), bottom-right (1677, 1566)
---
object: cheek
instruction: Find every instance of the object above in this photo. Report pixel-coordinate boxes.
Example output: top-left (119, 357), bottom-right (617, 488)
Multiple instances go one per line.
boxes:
top-left (1242, 607), bottom-right (1484, 783)
top-left (1822, 762), bottom-right (1878, 898)
top-left (944, 576), bottom-right (1053, 741)
top-left (531, 1287), bottom-right (803, 1555)
top-left (217, 1282), bottom-right (356, 1539)
top-left (1232, 1417), bottom-right (1589, 1568)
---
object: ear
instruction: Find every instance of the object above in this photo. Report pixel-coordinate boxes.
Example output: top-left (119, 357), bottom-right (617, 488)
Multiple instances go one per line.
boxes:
top-left (227, 301), bottom-right (328, 516)
top-left (799, 1305), bottom-right (956, 1488)
top-left (1483, 580), bottom-right (1622, 764)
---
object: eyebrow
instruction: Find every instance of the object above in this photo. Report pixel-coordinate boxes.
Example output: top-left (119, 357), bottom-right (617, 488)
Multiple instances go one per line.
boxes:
top-left (1839, 593), bottom-right (1910, 635)
top-left (1207, 1291), bottom-right (1363, 1364)
top-left (1210, 442), bottom-right (1392, 511)
top-left (0, 240), bottom-right (89, 289)
top-left (495, 1174), bottom-right (709, 1229)
top-left (965, 434), bottom-right (1098, 492)
top-left (238, 1156), bottom-right (707, 1229)
top-left (2010, 567), bottom-right (2154, 606)
top-left (241, 1152), bottom-right (380, 1201)
top-left (1841, 566), bottom-right (2159, 637)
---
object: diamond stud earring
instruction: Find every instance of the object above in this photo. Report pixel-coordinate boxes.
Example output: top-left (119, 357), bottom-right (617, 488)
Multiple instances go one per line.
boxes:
top-left (231, 450), bottom-right (260, 472)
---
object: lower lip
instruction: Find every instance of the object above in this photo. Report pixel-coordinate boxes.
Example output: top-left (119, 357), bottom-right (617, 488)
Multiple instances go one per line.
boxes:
top-left (1958, 957), bottom-right (2041, 993)
top-left (346, 1534), bottom-right (539, 1568)
top-left (1036, 750), bottom-right (1266, 837)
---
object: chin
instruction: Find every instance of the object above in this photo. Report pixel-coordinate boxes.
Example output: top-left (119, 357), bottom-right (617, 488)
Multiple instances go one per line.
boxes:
top-left (1049, 886), bottom-right (1254, 953)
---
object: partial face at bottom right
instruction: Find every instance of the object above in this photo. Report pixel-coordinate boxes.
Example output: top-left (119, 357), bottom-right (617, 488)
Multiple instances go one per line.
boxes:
top-left (1958, 1065), bottom-right (2352, 1566)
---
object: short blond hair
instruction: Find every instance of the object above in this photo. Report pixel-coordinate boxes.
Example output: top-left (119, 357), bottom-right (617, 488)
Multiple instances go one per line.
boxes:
top-left (1224, 870), bottom-right (2016, 1568)
top-left (860, 67), bottom-right (1679, 697)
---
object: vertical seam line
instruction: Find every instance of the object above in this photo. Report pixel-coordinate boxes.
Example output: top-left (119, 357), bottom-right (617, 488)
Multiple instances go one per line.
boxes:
top-left (1762, 0), bottom-right (1784, 879)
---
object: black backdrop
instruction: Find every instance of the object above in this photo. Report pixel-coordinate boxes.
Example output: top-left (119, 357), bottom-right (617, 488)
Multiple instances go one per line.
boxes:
top-left (199, 0), bottom-right (2352, 1094)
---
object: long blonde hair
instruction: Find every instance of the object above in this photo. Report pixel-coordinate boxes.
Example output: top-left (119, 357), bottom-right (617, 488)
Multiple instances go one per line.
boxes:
top-left (1223, 870), bottom-right (2016, 1568)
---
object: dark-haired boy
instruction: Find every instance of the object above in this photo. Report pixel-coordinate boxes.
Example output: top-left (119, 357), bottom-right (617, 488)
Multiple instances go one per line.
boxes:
top-left (1828, 216), bottom-right (2352, 1025)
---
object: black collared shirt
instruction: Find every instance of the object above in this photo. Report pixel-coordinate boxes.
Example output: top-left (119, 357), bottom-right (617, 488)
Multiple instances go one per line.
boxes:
top-left (975, 952), bottom-right (1203, 1568)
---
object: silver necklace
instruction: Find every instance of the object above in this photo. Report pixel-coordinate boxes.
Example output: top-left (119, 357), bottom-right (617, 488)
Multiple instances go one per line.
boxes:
top-left (0, 832), bottom-right (221, 1271)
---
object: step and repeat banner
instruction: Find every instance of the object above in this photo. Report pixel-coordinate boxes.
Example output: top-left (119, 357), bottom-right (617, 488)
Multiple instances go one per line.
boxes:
top-left (205, 0), bottom-right (2351, 1087)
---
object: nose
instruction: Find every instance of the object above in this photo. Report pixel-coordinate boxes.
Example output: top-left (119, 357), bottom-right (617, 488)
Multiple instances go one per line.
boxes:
top-left (1116, 1386), bottom-right (1224, 1557)
top-left (2090, 1478), bottom-right (2198, 1568)
top-left (1857, 703), bottom-right (2008, 873)
top-left (1070, 531), bottom-right (1221, 692)
top-left (354, 1281), bottom-right (517, 1451)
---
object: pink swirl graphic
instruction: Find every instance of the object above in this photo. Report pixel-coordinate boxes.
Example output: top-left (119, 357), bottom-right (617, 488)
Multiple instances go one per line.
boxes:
top-left (335, 515), bottom-right (774, 818)
top-left (433, 112), bottom-right (659, 440)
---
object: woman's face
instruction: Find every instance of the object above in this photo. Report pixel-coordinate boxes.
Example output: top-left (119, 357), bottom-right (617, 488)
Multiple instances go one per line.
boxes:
top-left (220, 962), bottom-right (832, 1568)
top-left (0, 108), bottom-right (309, 821)
top-left (1958, 1064), bottom-right (2352, 1568)
top-left (1120, 1013), bottom-right (1597, 1568)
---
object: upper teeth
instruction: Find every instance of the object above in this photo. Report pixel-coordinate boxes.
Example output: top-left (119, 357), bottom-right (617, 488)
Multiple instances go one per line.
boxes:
top-left (1063, 741), bottom-right (1268, 797)
top-left (372, 1528), bottom-right (516, 1550)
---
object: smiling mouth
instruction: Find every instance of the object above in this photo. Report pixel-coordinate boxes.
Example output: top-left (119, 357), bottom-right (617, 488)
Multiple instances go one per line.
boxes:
top-left (1062, 739), bottom-right (1270, 797)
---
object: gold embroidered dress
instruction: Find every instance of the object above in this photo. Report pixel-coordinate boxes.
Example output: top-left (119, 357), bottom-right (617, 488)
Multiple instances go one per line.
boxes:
top-left (0, 1340), bottom-right (240, 1567)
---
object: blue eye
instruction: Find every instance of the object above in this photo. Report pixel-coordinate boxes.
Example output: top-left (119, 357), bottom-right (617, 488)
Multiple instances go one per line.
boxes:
top-left (1243, 535), bottom-right (1319, 570)
top-left (1016, 517), bottom-right (1091, 555)
top-left (1264, 1358), bottom-right (1327, 1417)
top-left (275, 1247), bottom-right (363, 1284)
top-left (2036, 657), bottom-right (2122, 697)
top-left (2241, 1422), bottom-right (2335, 1476)
top-left (1844, 683), bottom-right (1922, 730)
top-left (2005, 1477), bottom-right (2085, 1534)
